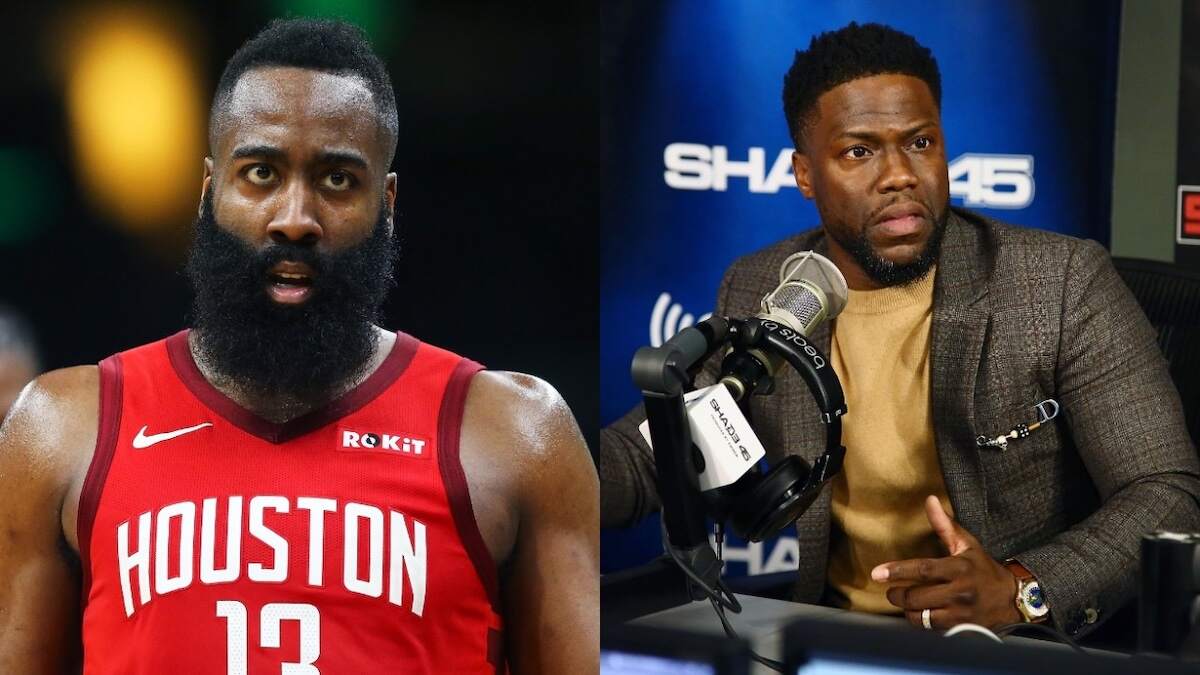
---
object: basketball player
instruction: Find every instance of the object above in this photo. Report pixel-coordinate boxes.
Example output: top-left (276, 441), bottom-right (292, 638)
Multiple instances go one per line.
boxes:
top-left (0, 19), bottom-right (598, 674)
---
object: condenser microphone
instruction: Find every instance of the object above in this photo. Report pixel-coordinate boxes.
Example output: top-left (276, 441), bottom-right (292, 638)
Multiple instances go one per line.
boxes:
top-left (719, 251), bottom-right (848, 400)
top-left (761, 250), bottom-right (848, 332)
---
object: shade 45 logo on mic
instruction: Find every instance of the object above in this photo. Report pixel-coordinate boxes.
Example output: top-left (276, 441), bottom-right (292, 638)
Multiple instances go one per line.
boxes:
top-left (637, 384), bottom-right (766, 491)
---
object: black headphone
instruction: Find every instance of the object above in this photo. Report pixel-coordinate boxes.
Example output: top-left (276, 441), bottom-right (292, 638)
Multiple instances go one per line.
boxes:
top-left (703, 317), bottom-right (846, 542)
top-left (632, 315), bottom-right (846, 546)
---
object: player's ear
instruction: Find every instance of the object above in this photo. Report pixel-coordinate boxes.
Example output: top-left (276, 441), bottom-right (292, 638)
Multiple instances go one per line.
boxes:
top-left (384, 173), bottom-right (397, 234)
top-left (199, 157), bottom-right (214, 216)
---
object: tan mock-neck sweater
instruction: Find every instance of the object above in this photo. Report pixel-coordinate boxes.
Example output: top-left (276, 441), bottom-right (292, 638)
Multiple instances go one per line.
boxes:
top-left (826, 268), bottom-right (954, 614)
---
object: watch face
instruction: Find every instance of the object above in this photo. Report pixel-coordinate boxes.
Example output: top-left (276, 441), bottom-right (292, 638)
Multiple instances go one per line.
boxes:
top-left (1020, 582), bottom-right (1050, 618)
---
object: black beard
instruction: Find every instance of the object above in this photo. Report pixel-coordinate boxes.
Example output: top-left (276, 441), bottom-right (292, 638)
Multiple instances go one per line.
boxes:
top-left (185, 192), bottom-right (395, 406)
top-left (827, 206), bottom-right (948, 287)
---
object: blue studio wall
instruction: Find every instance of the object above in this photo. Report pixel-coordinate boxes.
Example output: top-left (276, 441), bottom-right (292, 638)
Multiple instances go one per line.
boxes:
top-left (601, 1), bottom-right (1120, 574)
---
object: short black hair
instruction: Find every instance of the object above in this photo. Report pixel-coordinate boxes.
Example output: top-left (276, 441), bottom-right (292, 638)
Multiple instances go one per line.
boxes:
top-left (209, 18), bottom-right (399, 165)
top-left (782, 22), bottom-right (941, 149)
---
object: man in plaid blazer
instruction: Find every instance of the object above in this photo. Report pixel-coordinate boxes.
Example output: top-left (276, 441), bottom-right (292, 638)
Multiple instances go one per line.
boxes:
top-left (600, 23), bottom-right (1200, 639)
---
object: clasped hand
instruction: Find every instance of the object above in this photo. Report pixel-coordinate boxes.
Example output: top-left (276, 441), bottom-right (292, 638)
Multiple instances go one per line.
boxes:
top-left (870, 495), bottom-right (1021, 630)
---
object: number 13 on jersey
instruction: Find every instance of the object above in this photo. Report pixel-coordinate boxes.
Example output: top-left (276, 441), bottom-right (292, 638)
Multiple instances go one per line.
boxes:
top-left (216, 601), bottom-right (320, 674)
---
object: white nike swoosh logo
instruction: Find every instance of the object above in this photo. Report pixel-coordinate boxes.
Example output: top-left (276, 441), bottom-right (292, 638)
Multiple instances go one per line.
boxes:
top-left (132, 422), bottom-right (213, 449)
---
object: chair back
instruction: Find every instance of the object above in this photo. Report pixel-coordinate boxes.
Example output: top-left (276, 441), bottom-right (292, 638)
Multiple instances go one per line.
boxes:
top-left (1112, 257), bottom-right (1200, 446)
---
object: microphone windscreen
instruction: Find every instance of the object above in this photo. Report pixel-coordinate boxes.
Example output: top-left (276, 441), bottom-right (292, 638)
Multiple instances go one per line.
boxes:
top-left (778, 251), bottom-right (848, 318)
top-left (766, 281), bottom-right (826, 331)
top-left (758, 251), bottom-right (848, 335)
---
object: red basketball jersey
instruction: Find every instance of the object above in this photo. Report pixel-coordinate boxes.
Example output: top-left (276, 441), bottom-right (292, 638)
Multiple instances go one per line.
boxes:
top-left (78, 330), bottom-right (504, 674)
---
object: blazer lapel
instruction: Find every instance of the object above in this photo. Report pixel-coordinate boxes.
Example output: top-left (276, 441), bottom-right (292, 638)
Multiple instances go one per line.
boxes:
top-left (930, 212), bottom-right (991, 539)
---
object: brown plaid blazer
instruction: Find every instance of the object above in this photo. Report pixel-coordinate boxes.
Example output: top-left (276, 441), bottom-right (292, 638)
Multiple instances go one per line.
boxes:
top-left (599, 208), bottom-right (1200, 638)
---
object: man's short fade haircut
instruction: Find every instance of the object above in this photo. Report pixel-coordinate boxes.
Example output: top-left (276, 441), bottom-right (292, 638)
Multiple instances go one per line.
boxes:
top-left (782, 22), bottom-right (941, 150)
top-left (209, 17), bottom-right (399, 165)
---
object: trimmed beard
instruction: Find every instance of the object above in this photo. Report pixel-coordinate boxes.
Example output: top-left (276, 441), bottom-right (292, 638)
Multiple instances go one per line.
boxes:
top-left (184, 191), bottom-right (395, 405)
top-left (827, 207), bottom-right (948, 287)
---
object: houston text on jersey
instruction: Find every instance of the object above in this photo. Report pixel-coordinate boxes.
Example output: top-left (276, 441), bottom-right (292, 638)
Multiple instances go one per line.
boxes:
top-left (115, 495), bottom-right (428, 619)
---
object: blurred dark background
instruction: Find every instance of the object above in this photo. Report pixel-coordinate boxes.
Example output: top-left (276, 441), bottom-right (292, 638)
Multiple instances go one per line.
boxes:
top-left (0, 2), bottom-right (602, 444)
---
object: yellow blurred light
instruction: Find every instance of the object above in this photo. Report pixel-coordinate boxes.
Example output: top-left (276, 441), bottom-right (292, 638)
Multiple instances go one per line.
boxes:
top-left (61, 8), bottom-right (204, 234)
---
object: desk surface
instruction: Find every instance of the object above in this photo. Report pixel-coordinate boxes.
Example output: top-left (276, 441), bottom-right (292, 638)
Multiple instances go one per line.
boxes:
top-left (631, 594), bottom-right (1125, 674)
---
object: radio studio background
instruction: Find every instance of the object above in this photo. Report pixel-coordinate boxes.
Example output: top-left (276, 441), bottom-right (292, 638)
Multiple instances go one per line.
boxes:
top-left (598, 0), bottom-right (1197, 575)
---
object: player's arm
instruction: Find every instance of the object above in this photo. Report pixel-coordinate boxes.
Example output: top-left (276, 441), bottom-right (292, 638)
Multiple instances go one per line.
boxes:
top-left (465, 372), bottom-right (598, 675)
top-left (0, 367), bottom-right (97, 674)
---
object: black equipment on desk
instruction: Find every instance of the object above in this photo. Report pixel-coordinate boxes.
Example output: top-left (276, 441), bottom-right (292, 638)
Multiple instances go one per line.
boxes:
top-left (783, 615), bottom-right (1196, 675)
top-left (635, 315), bottom-right (847, 548)
top-left (1139, 531), bottom-right (1200, 658)
top-left (630, 251), bottom-right (847, 613)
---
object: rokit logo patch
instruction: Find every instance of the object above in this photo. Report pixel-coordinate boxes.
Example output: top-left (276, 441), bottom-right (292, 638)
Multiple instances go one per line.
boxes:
top-left (338, 427), bottom-right (431, 458)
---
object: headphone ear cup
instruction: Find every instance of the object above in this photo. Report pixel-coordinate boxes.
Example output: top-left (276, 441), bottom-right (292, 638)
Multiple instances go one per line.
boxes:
top-left (728, 455), bottom-right (811, 542)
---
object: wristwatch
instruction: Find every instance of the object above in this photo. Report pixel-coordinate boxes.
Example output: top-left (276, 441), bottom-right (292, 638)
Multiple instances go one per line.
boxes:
top-left (1005, 560), bottom-right (1050, 623)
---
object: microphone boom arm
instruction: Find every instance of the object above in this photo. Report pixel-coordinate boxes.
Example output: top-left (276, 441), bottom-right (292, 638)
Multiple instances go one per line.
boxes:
top-left (631, 316), bottom-right (731, 551)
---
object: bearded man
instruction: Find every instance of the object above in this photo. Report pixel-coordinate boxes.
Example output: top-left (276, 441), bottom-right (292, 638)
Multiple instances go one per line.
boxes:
top-left (600, 22), bottom-right (1199, 642)
top-left (0, 19), bottom-right (598, 674)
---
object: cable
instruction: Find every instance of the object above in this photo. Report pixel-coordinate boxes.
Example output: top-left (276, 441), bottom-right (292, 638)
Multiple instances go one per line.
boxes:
top-left (659, 516), bottom-right (786, 671)
top-left (707, 523), bottom-right (784, 671)
top-left (710, 596), bottom-right (787, 672)
top-left (993, 622), bottom-right (1089, 655)
top-left (715, 522), bottom-right (725, 561)
top-left (942, 623), bottom-right (1003, 643)
top-left (660, 520), bottom-right (741, 612)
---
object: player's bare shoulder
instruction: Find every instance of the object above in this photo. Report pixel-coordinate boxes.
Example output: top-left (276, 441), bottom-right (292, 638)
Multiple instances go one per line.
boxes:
top-left (458, 370), bottom-right (595, 565)
top-left (0, 365), bottom-right (101, 551)
top-left (2, 365), bottom-right (99, 468)
top-left (463, 371), bottom-right (587, 461)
